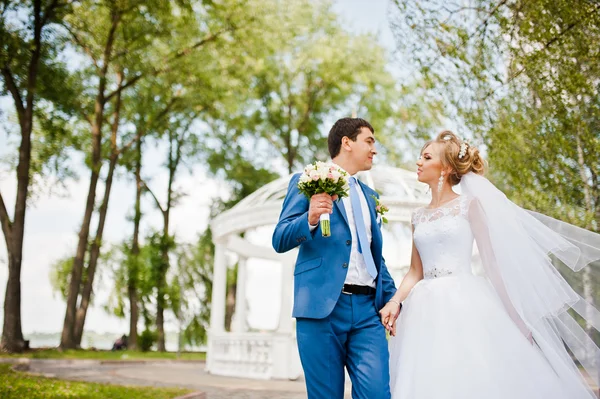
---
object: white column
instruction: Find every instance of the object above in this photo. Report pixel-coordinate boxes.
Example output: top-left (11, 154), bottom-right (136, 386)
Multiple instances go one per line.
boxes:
top-left (232, 257), bottom-right (247, 332)
top-left (277, 253), bottom-right (296, 333)
top-left (210, 243), bottom-right (227, 333)
top-left (272, 252), bottom-right (302, 379)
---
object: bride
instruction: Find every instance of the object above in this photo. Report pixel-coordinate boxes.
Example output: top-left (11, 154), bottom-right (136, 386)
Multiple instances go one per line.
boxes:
top-left (379, 131), bottom-right (600, 399)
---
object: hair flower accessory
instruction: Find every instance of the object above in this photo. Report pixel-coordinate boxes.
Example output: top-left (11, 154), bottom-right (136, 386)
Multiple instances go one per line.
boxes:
top-left (458, 140), bottom-right (469, 159)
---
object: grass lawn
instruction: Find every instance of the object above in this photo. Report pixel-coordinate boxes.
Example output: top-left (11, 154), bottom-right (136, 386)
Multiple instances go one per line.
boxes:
top-left (0, 364), bottom-right (191, 399)
top-left (0, 348), bottom-right (206, 361)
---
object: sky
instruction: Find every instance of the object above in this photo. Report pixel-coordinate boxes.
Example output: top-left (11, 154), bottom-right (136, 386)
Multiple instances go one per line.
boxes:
top-left (0, 0), bottom-right (401, 338)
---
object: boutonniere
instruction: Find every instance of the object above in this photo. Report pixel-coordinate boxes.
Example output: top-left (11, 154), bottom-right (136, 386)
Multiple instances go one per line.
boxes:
top-left (371, 195), bottom-right (389, 224)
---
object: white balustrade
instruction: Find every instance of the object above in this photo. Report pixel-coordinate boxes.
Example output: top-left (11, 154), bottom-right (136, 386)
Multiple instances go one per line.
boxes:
top-left (207, 332), bottom-right (302, 380)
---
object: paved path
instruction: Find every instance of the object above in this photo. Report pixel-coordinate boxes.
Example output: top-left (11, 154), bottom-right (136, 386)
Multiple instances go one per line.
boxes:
top-left (7, 359), bottom-right (353, 399)
top-left (9, 358), bottom-right (597, 398)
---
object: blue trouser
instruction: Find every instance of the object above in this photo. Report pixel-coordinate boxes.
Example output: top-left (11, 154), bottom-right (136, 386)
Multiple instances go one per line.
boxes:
top-left (296, 293), bottom-right (391, 399)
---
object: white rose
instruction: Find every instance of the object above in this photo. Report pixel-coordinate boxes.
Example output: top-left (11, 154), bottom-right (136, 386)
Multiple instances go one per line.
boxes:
top-left (299, 173), bottom-right (311, 183)
top-left (330, 170), bottom-right (341, 182)
top-left (318, 168), bottom-right (329, 180)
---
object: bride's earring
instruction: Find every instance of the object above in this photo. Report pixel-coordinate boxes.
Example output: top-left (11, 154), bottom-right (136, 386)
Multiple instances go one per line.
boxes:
top-left (438, 171), bottom-right (445, 193)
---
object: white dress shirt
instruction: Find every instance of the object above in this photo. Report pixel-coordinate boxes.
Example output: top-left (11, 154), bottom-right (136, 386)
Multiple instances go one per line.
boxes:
top-left (308, 170), bottom-right (376, 288)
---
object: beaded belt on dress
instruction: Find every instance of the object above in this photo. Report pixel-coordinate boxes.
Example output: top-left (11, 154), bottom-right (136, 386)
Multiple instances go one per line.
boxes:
top-left (423, 267), bottom-right (454, 279)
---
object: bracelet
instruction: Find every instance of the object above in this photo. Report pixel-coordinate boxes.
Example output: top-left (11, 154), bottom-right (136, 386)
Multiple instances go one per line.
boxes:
top-left (388, 299), bottom-right (402, 309)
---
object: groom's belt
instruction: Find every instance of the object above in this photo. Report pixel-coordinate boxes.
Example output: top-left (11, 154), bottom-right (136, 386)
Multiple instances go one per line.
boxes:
top-left (342, 284), bottom-right (376, 296)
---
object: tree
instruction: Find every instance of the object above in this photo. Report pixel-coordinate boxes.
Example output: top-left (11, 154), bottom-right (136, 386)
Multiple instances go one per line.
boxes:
top-left (59, 0), bottom-right (259, 349)
top-left (172, 232), bottom-right (215, 348)
top-left (101, 227), bottom-right (216, 351)
top-left (143, 118), bottom-right (190, 352)
top-left (390, 0), bottom-right (600, 337)
top-left (125, 127), bottom-right (143, 350)
top-left (59, 0), bottom-right (184, 350)
top-left (116, 78), bottom-right (189, 350)
top-left (0, 0), bottom-right (75, 352)
top-left (390, 0), bottom-right (599, 225)
top-left (209, 1), bottom-right (392, 174)
top-left (101, 238), bottom-right (156, 349)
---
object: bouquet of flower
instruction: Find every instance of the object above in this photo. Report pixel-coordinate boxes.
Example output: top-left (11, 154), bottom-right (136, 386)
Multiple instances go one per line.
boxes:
top-left (298, 161), bottom-right (349, 237)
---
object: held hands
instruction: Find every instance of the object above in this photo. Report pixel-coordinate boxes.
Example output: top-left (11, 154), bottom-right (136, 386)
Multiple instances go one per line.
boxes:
top-left (379, 300), bottom-right (401, 336)
top-left (308, 193), bottom-right (339, 226)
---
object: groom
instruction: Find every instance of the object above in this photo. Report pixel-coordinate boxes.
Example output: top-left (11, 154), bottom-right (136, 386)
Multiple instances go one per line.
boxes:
top-left (272, 118), bottom-right (397, 399)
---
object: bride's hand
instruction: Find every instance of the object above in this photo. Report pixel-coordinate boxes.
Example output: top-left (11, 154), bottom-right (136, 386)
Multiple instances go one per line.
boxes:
top-left (379, 300), bottom-right (401, 336)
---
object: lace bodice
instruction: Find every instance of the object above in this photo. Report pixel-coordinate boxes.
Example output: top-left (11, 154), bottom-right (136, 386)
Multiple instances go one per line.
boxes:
top-left (412, 196), bottom-right (474, 279)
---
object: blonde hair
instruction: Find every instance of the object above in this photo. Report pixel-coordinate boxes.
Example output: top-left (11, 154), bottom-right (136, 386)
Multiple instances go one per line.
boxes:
top-left (421, 130), bottom-right (486, 185)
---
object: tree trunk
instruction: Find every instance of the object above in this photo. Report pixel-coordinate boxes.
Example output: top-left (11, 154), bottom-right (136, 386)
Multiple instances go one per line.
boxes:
top-left (73, 71), bottom-right (124, 346)
top-left (2, 116), bottom-right (31, 353)
top-left (284, 129), bottom-right (294, 174)
top-left (127, 134), bottom-right (143, 351)
top-left (128, 284), bottom-right (139, 350)
top-left (155, 130), bottom-right (182, 352)
top-left (155, 239), bottom-right (168, 352)
top-left (156, 207), bottom-right (170, 352)
top-left (60, 114), bottom-right (102, 350)
top-left (156, 293), bottom-right (166, 352)
top-left (1, 112), bottom-right (31, 352)
top-left (1, 0), bottom-right (45, 352)
top-left (2, 254), bottom-right (25, 352)
top-left (72, 140), bottom-right (119, 346)
top-left (60, 93), bottom-right (104, 349)
top-left (225, 282), bottom-right (236, 332)
top-left (60, 10), bottom-right (120, 350)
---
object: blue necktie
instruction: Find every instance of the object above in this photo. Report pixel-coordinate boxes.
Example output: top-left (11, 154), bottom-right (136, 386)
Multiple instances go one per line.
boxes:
top-left (348, 177), bottom-right (378, 279)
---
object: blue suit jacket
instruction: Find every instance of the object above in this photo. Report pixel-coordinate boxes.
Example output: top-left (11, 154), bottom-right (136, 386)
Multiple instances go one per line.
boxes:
top-left (272, 173), bottom-right (396, 319)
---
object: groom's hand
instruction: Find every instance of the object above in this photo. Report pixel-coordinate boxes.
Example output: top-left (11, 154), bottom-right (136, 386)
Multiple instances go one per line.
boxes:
top-left (308, 193), bottom-right (336, 225)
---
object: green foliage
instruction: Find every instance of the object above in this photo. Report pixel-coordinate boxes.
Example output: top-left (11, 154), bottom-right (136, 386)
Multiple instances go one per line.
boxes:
top-left (486, 91), bottom-right (599, 228)
top-left (205, 148), bottom-right (280, 214)
top-left (202, 0), bottom-right (440, 175)
top-left (173, 230), bottom-right (215, 346)
top-left (138, 329), bottom-right (157, 352)
top-left (49, 257), bottom-right (74, 300)
top-left (0, 364), bottom-right (190, 399)
top-left (0, 1), bottom-right (82, 196)
top-left (99, 229), bottom-right (215, 348)
top-left (391, 0), bottom-right (600, 338)
top-left (50, 250), bottom-right (109, 306)
top-left (101, 242), bottom-right (144, 320)
top-left (391, 0), bottom-right (600, 228)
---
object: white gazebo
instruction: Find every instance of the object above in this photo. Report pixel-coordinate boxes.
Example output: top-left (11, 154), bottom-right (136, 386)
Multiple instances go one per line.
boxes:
top-left (206, 165), bottom-right (430, 380)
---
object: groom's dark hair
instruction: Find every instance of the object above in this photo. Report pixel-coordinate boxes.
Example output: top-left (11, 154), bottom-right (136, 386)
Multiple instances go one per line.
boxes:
top-left (328, 117), bottom-right (375, 158)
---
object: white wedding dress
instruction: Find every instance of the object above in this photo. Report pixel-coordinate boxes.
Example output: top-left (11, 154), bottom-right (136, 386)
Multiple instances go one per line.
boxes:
top-left (389, 195), bottom-right (595, 399)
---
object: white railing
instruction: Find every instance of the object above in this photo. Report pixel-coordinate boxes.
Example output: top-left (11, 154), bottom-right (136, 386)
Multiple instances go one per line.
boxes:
top-left (206, 332), bottom-right (302, 380)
